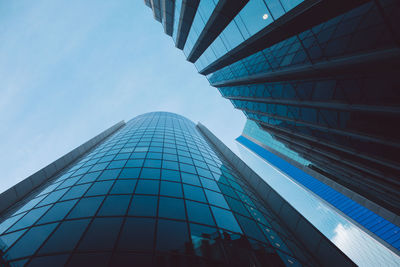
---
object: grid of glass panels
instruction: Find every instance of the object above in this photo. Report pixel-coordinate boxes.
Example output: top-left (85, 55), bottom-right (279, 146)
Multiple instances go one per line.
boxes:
top-left (237, 134), bottom-right (400, 251)
top-left (0, 112), bottom-right (315, 266)
top-left (207, 1), bottom-right (397, 84)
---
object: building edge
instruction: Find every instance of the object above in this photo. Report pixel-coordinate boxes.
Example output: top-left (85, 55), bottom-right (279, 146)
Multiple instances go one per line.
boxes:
top-left (0, 121), bottom-right (126, 218)
top-left (241, 133), bottom-right (400, 229)
top-left (196, 122), bottom-right (355, 267)
top-left (239, 133), bottom-right (400, 257)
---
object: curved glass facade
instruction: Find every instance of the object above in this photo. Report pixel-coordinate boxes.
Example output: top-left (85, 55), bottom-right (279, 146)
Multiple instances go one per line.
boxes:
top-left (0, 112), bottom-right (315, 266)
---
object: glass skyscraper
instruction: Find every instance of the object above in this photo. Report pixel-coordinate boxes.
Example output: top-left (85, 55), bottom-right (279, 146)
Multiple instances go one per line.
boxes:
top-left (144, 0), bottom-right (400, 252)
top-left (237, 120), bottom-right (400, 257)
top-left (0, 112), bottom-right (353, 266)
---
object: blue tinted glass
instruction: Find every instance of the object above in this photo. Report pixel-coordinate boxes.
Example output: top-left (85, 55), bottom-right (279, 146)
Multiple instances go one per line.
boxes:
top-left (163, 153), bottom-right (177, 161)
top-left (128, 195), bottom-right (158, 217)
top-left (78, 217), bottom-right (123, 251)
top-left (135, 180), bottom-right (159, 195)
top-left (160, 181), bottom-right (183, 198)
top-left (156, 219), bottom-right (188, 252)
top-left (39, 219), bottom-right (90, 254)
top-left (211, 206), bottom-right (242, 233)
top-left (90, 162), bottom-right (109, 172)
top-left (85, 181), bottom-right (113, 196)
top-left (114, 153), bottom-right (130, 160)
top-left (6, 223), bottom-right (58, 260)
top-left (162, 160), bottom-right (179, 170)
top-left (117, 218), bottom-right (155, 251)
top-left (225, 196), bottom-right (249, 216)
top-left (38, 189), bottom-right (68, 206)
top-left (236, 215), bottom-right (266, 242)
top-left (0, 230), bottom-right (27, 250)
top-left (110, 180), bottom-right (136, 194)
top-left (125, 159), bottom-right (144, 168)
top-left (143, 159), bottom-right (162, 168)
top-left (38, 200), bottom-right (78, 224)
top-left (186, 200), bottom-right (215, 226)
top-left (147, 152), bottom-right (162, 159)
top-left (61, 184), bottom-right (91, 201)
top-left (205, 190), bottom-right (229, 209)
top-left (107, 160), bottom-right (126, 169)
top-left (180, 163), bottom-right (196, 174)
top-left (98, 169), bottom-right (122, 181)
top-left (158, 197), bottom-right (186, 220)
top-left (0, 214), bottom-right (26, 234)
top-left (68, 196), bottom-right (104, 219)
top-left (9, 206), bottom-right (51, 232)
top-left (98, 195), bottom-right (130, 216)
top-left (130, 152), bottom-right (147, 159)
top-left (181, 173), bottom-right (201, 186)
top-left (140, 168), bottom-right (160, 179)
top-left (119, 168), bottom-right (141, 179)
top-left (161, 169), bottom-right (180, 182)
top-left (183, 184), bottom-right (207, 203)
top-left (200, 177), bottom-right (220, 192)
top-left (77, 171), bottom-right (101, 184)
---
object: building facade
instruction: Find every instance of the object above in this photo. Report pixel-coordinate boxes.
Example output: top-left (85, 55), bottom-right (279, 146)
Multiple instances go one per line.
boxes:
top-left (238, 119), bottom-right (400, 255)
top-left (144, 0), bottom-right (400, 241)
top-left (0, 112), bottom-right (353, 266)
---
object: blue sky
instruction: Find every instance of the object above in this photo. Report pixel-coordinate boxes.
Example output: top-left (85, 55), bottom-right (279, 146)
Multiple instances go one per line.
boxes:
top-left (0, 0), bottom-right (245, 193)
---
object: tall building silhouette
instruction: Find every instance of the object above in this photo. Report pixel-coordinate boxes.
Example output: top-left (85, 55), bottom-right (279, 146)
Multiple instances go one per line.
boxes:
top-left (0, 112), bottom-right (353, 266)
top-left (144, 0), bottom-right (400, 239)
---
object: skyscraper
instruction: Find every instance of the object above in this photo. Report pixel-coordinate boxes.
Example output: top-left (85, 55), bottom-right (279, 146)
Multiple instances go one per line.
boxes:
top-left (0, 112), bottom-right (352, 266)
top-left (144, 0), bottom-right (400, 237)
top-left (237, 119), bottom-right (400, 255)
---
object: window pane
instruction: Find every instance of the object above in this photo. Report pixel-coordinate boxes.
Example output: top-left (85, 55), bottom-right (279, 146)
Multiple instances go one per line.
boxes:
top-left (117, 218), bottom-right (155, 251)
top-left (78, 218), bottom-right (123, 251)
top-left (183, 184), bottom-right (206, 203)
top-left (38, 200), bottom-right (78, 224)
top-left (107, 160), bottom-right (126, 169)
top-left (61, 184), bottom-right (91, 201)
top-left (125, 159), bottom-right (144, 168)
top-left (160, 170), bottom-right (180, 182)
top-left (0, 214), bottom-right (26, 234)
top-left (9, 206), bottom-right (51, 232)
top-left (211, 207), bottom-right (242, 233)
top-left (128, 195), bottom-right (158, 217)
top-left (38, 189), bottom-right (68, 206)
top-left (68, 197), bottom-right (104, 219)
top-left (140, 168), bottom-right (160, 179)
top-left (39, 219), bottom-right (90, 254)
top-left (181, 173), bottom-right (200, 186)
top-left (5, 223), bottom-right (58, 260)
top-left (77, 171), bottom-right (101, 185)
top-left (156, 219), bottom-right (188, 252)
top-left (98, 169), bottom-right (122, 181)
top-left (135, 180), bottom-right (159, 195)
top-left (85, 181), bottom-right (113, 196)
top-left (98, 195), bottom-right (130, 216)
top-left (205, 190), bottom-right (229, 209)
top-left (160, 181), bottom-right (183, 198)
top-left (200, 177), bottom-right (220, 192)
top-left (236, 215), bottom-right (266, 243)
top-left (119, 168), bottom-right (141, 179)
top-left (186, 200), bottom-right (215, 226)
top-left (158, 197), bottom-right (186, 220)
top-left (110, 180), bottom-right (136, 194)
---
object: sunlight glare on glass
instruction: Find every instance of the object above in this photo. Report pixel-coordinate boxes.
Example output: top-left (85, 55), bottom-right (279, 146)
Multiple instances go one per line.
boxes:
top-left (262, 14), bottom-right (269, 20)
